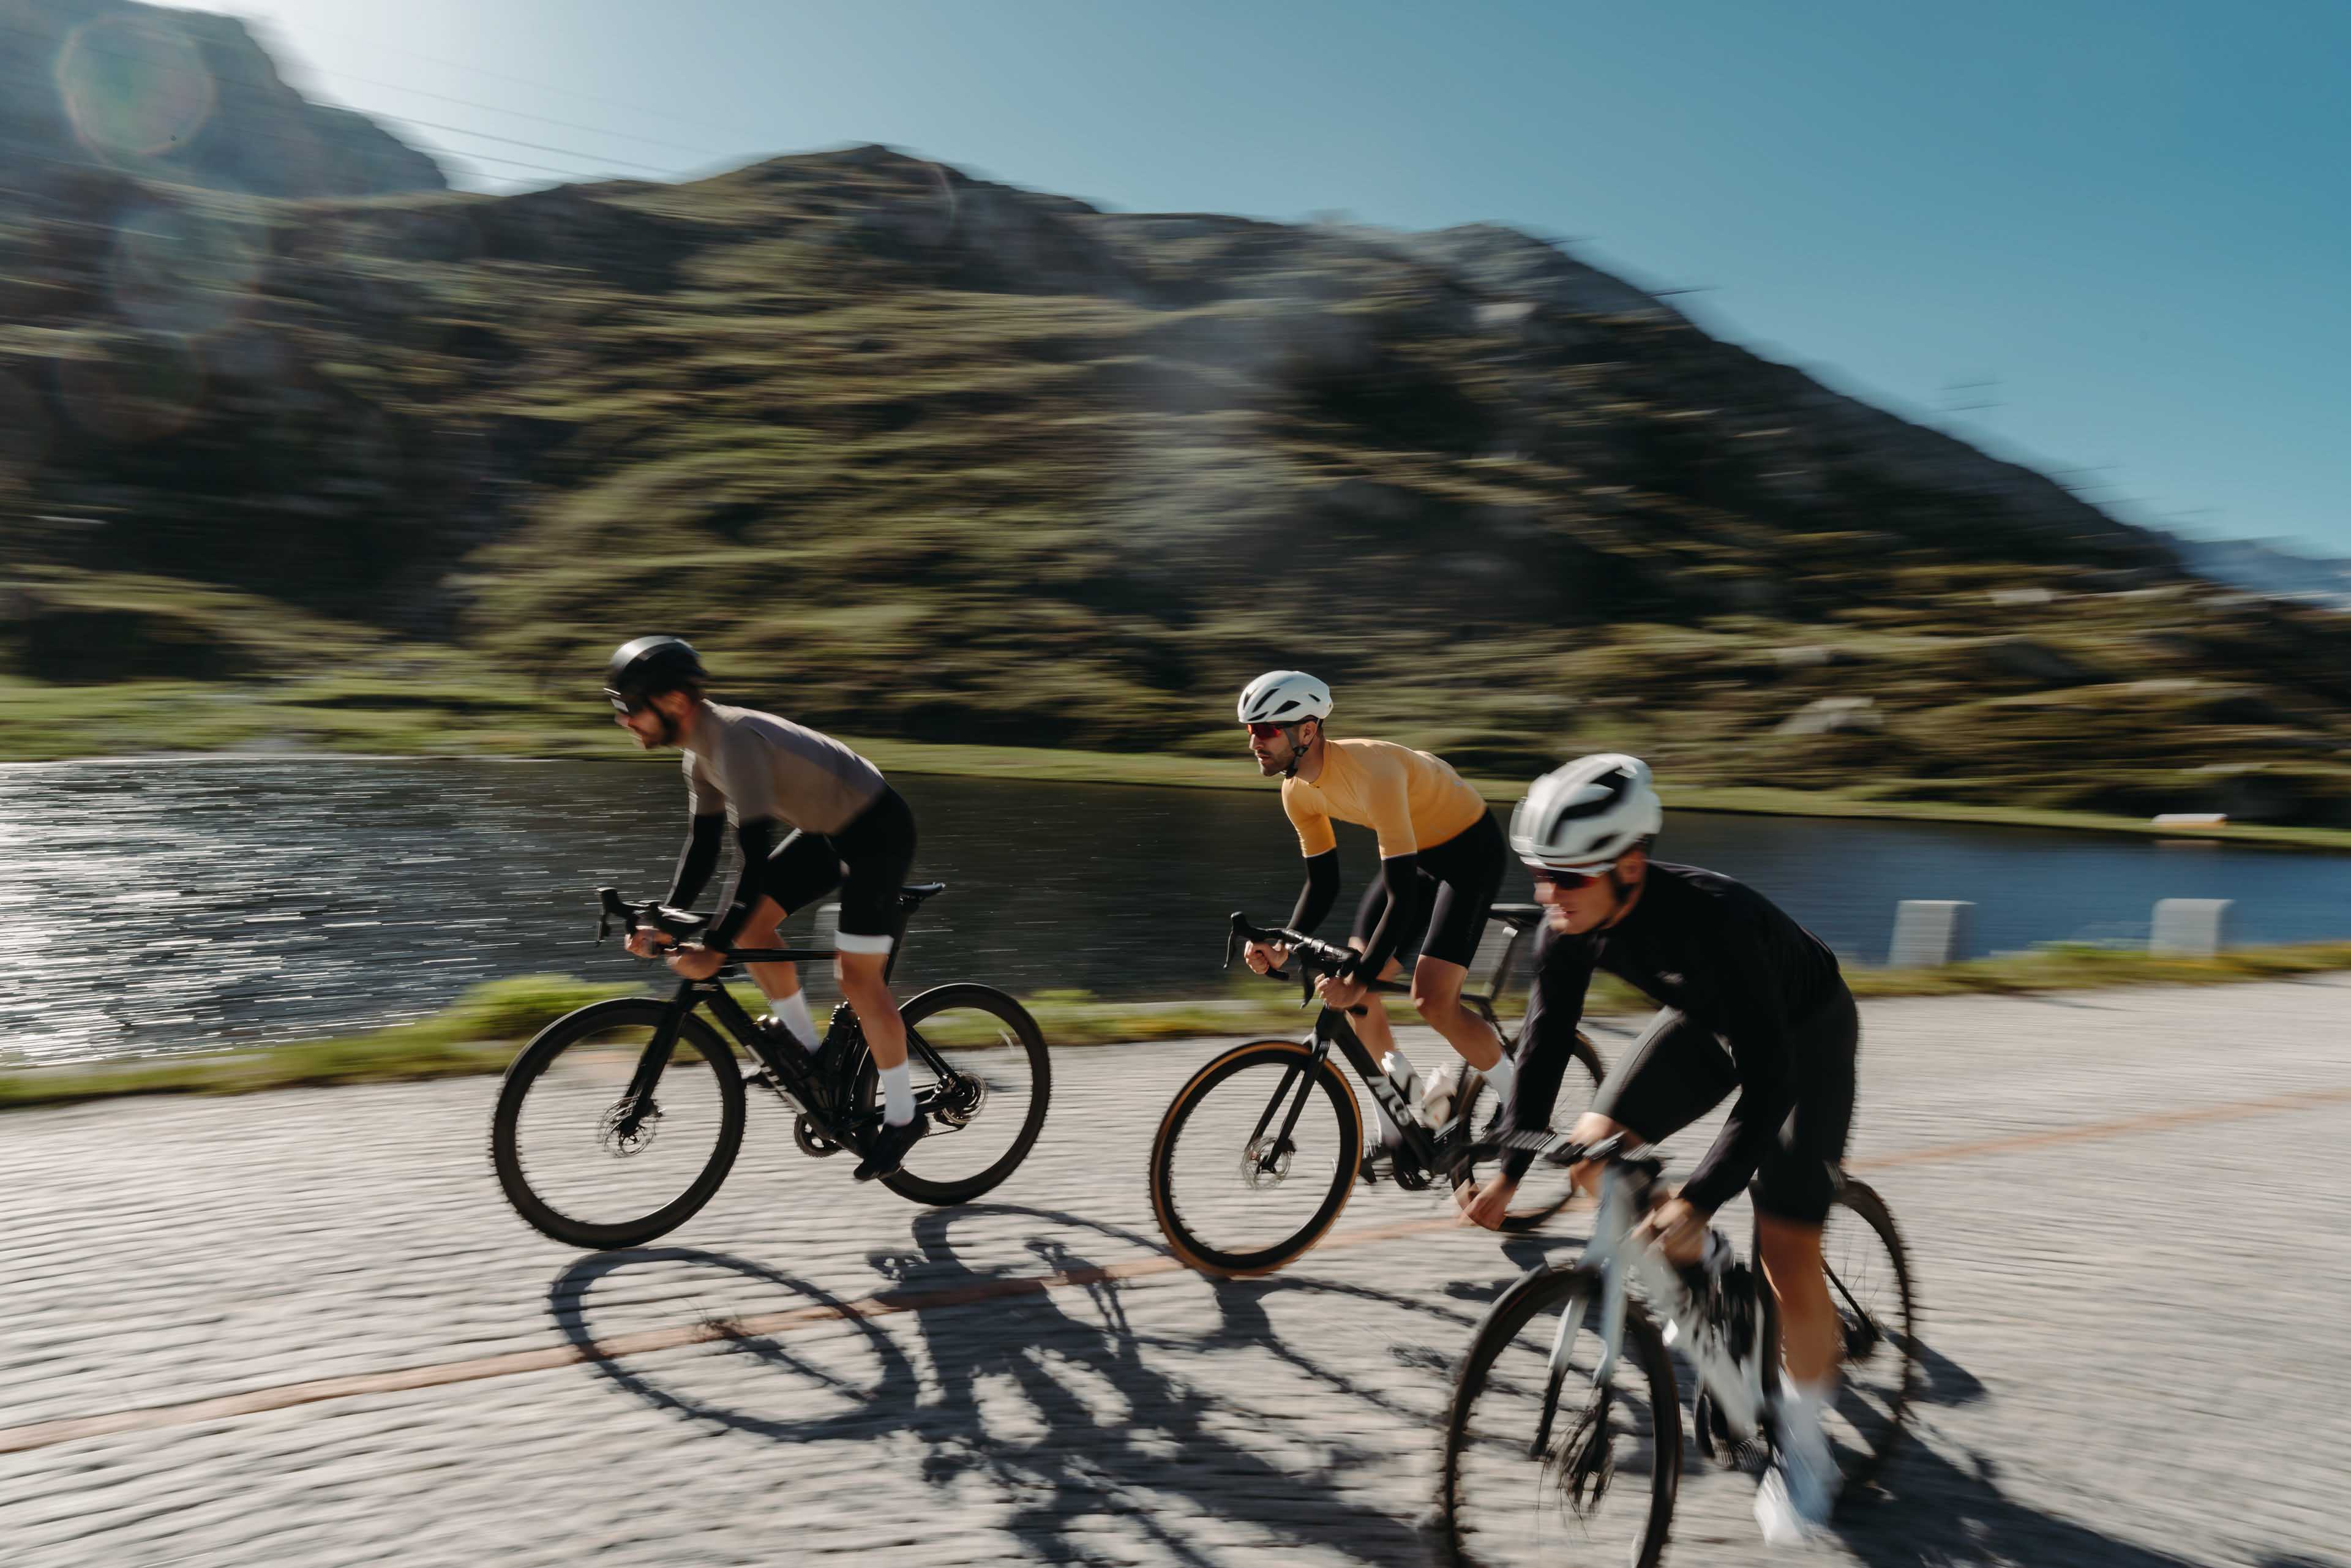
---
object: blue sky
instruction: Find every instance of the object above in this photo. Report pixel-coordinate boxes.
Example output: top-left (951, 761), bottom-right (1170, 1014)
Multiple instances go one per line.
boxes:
top-left (229, 0), bottom-right (2350, 553)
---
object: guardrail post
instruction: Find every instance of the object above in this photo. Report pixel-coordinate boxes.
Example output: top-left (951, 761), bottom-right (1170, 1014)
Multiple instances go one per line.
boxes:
top-left (1889, 901), bottom-right (1974, 967)
top-left (2150, 898), bottom-right (2233, 956)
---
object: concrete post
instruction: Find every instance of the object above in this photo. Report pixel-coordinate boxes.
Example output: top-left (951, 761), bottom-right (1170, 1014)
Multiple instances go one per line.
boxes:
top-left (1889, 901), bottom-right (1975, 968)
top-left (2150, 899), bottom-right (2233, 957)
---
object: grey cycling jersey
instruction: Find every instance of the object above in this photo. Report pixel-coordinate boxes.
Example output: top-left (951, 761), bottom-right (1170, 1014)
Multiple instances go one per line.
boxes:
top-left (682, 702), bottom-right (885, 835)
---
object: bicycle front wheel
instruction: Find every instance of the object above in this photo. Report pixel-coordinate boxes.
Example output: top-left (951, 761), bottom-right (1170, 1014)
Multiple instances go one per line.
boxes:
top-left (490, 999), bottom-right (745, 1250)
top-left (1441, 1264), bottom-right (1681, 1568)
top-left (1148, 1038), bottom-right (1362, 1277)
top-left (1450, 1029), bottom-right (1607, 1232)
top-left (856, 983), bottom-right (1052, 1207)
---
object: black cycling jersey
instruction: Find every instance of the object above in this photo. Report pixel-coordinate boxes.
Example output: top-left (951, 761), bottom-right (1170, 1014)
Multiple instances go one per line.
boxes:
top-left (1507, 861), bottom-right (1848, 1214)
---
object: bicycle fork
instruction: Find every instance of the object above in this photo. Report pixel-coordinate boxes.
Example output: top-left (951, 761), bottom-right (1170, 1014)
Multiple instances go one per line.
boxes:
top-left (1244, 1035), bottom-right (1335, 1177)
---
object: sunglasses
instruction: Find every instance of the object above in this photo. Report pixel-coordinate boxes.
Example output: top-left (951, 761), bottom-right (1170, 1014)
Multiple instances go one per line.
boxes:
top-left (1244, 721), bottom-right (1300, 740)
top-left (609, 694), bottom-right (648, 716)
top-left (1529, 865), bottom-right (1614, 890)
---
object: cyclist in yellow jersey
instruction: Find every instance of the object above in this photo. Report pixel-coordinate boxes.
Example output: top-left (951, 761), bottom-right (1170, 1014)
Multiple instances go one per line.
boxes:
top-left (1234, 670), bottom-right (1515, 1157)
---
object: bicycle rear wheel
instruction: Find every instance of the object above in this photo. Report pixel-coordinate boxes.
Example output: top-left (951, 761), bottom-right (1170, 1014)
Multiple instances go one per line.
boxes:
top-left (1148, 1038), bottom-right (1362, 1277)
top-left (1818, 1177), bottom-right (1918, 1495)
top-left (490, 999), bottom-right (745, 1250)
top-left (1441, 1264), bottom-right (1681, 1568)
top-left (852, 983), bottom-right (1052, 1206)
top-left (1450, 1030), bottom-right (1606, 1232)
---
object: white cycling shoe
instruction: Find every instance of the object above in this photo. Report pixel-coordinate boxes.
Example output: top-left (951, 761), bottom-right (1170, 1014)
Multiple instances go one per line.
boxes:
top-left (1419, 1060), bottom-right (1466, 1127)
top-left (1753, 1396), bottom-right (1839, 1546)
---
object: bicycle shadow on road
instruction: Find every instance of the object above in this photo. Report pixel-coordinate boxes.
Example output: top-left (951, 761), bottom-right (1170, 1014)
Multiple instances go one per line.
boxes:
top-left (547, 1247), bottom-right (926, 1445)
top-left (888, 1201), bottom-right (1462, 1564)
top-left (544, 1205), bottom-right (1477, 1564)
top-left (1837, 1433), bottom-right (2262, 1568)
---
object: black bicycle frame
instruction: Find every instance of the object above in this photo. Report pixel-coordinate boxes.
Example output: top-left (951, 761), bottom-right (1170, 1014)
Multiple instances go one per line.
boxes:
top-left (1226, 902), bottom-right (1545, 1179)
top-left (1243, 1002), bottom-right (1448, 1177)
top-left (618, 934), bottom-right (956, 1145)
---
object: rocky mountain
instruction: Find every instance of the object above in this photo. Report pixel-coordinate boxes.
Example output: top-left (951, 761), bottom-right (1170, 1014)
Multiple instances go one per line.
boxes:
top-left (2160, 533), bottom-right (2351, 612)
top-left (0, 0), bottom-right (444, 201)
top-left (2, 121), bottom-right (2347, 820)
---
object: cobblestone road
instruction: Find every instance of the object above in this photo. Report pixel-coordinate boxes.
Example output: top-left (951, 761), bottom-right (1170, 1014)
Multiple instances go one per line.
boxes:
top-left (6, 977), bottom-right (2349, 1567)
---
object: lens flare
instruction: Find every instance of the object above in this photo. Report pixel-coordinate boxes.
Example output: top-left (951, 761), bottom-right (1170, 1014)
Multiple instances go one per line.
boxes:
top-left (106, 198), bottom-right (266, 338)
top-left (54, 14), bottom-right (217, 164)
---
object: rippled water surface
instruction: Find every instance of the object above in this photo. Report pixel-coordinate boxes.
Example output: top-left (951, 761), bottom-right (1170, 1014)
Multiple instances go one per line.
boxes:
top-left (6, 758), bottom-right (2349, 1064)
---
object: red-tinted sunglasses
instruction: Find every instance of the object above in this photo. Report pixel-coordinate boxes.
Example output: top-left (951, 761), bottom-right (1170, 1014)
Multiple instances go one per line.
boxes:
top-left (1244, 721), bottom-right (1300, 740)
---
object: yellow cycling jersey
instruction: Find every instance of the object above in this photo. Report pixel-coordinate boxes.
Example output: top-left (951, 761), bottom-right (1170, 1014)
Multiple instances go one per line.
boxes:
top-left (1280, 737), bottom-right (1488, 860)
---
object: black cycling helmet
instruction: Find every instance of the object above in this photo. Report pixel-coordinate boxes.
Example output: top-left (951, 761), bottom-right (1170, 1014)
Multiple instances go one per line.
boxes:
top-left (604, 636), bottom-right (707, 712)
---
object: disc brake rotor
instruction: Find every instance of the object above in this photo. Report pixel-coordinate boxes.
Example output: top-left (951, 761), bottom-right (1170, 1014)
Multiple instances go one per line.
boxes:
top-left (932, 1070), bottom-right (985, 1130)
top-left (598, 1097), bottom-right (660, 1157)
top-left (1239, 1135), bottom-right (1292, 1188)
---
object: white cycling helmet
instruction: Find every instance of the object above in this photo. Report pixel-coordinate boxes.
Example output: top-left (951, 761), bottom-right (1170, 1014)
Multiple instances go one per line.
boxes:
top-left (1510, 753), bottom-right (1663, 871)
top-left (1237, 670), bottom-right (1333, 727)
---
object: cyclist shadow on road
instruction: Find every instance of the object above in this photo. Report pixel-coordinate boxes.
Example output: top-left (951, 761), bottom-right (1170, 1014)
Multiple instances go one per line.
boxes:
top-left (887, 1201), bottom-right (1480, 1564)
top-left (1837, 1431), bottom-right (2257, 1568)
top-left (546, 1204), bottom-right (1482, 1564)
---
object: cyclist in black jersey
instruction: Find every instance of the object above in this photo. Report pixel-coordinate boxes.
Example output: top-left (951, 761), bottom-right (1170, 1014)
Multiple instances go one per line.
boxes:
top-left (1457, 753), bottom-right (1859, 1541)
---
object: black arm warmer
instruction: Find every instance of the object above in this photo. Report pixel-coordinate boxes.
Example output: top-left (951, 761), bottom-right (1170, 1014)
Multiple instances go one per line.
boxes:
top-left (1676, 937), bottom-right (1802, 1215)
top-left (1353, 852), bottom-right (1423, 980)
top-left (666, 812), bottom-right (727, 910)
top-left (1287, 850), bottom-right (1341, 935)
top-left (705, 817), bottom-right (779, 950)
top-left (1501, 923), bottom-right (1596, 1180)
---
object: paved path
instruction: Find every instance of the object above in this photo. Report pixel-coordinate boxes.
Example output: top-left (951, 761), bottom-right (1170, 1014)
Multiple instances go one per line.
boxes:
top-left (6, 978), bottom-right (2350, 1567)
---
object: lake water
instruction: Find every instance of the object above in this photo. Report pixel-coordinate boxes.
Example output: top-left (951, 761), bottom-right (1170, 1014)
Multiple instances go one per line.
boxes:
top-left (6, 757), bottom-right (2349, 1065)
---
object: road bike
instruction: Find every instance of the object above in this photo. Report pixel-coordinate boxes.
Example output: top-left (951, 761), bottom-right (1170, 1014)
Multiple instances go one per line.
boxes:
top-left (1438, 1133), bottom-right (1918, 1566)
top-left (1144, 908), bottom-right (1605, 1277)
top-left (490, 883), bottom-right (1051, 1249)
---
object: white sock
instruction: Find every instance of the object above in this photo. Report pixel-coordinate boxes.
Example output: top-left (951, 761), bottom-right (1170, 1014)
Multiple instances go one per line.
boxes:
top-left (1777, 1375), bottom-right (1836, 1447)
top-left (879, 1062), bottom-right (914, 1126)
top-left (768, 992), bottom-right (820, 1052)
top-left (1482, 1052), bottom-right (1517, 1105)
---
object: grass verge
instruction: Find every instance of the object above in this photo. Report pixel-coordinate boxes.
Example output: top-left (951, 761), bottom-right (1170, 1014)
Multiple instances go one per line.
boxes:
top-left (9, 683), bottom-right (2351, 851)
top-left (6, 942), bottom-right (2350, 1111)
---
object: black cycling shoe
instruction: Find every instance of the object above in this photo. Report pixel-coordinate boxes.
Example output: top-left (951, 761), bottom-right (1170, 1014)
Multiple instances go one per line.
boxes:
top-left (853, 1115), bottom-right (926, 1182)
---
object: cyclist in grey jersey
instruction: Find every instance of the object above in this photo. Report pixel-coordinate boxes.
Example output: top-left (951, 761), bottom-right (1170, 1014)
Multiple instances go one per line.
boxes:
top-left (681, 705), bottom-right (883, 843)
top-left (607, 637), bottom-right (926, 1180)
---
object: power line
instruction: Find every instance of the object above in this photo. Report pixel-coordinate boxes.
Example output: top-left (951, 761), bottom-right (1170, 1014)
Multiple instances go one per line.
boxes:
top-left (0, 15), bottom-right (711, 189)
top-left (365, 111), bottom-right (681, 176)
top-left (408, 146), bottom-right (622, 184)
top-left (305, 66), bottom-right (732, 160)
top-left (277, 22), bottom-right (763, 144)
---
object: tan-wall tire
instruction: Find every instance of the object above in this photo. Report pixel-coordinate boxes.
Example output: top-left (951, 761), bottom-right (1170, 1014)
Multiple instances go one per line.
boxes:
top-left (1148, 1038), bottom-right (1364, 1278)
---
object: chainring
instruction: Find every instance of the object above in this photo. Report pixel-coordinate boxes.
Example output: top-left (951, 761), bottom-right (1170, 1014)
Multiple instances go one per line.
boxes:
top-left (793, 1114), bottom-right (841, 1158)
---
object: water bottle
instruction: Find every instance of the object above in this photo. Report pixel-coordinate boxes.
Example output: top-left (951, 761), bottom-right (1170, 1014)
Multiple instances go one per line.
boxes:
top-left (1379, 1050), bottom-right (1422, 1109)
